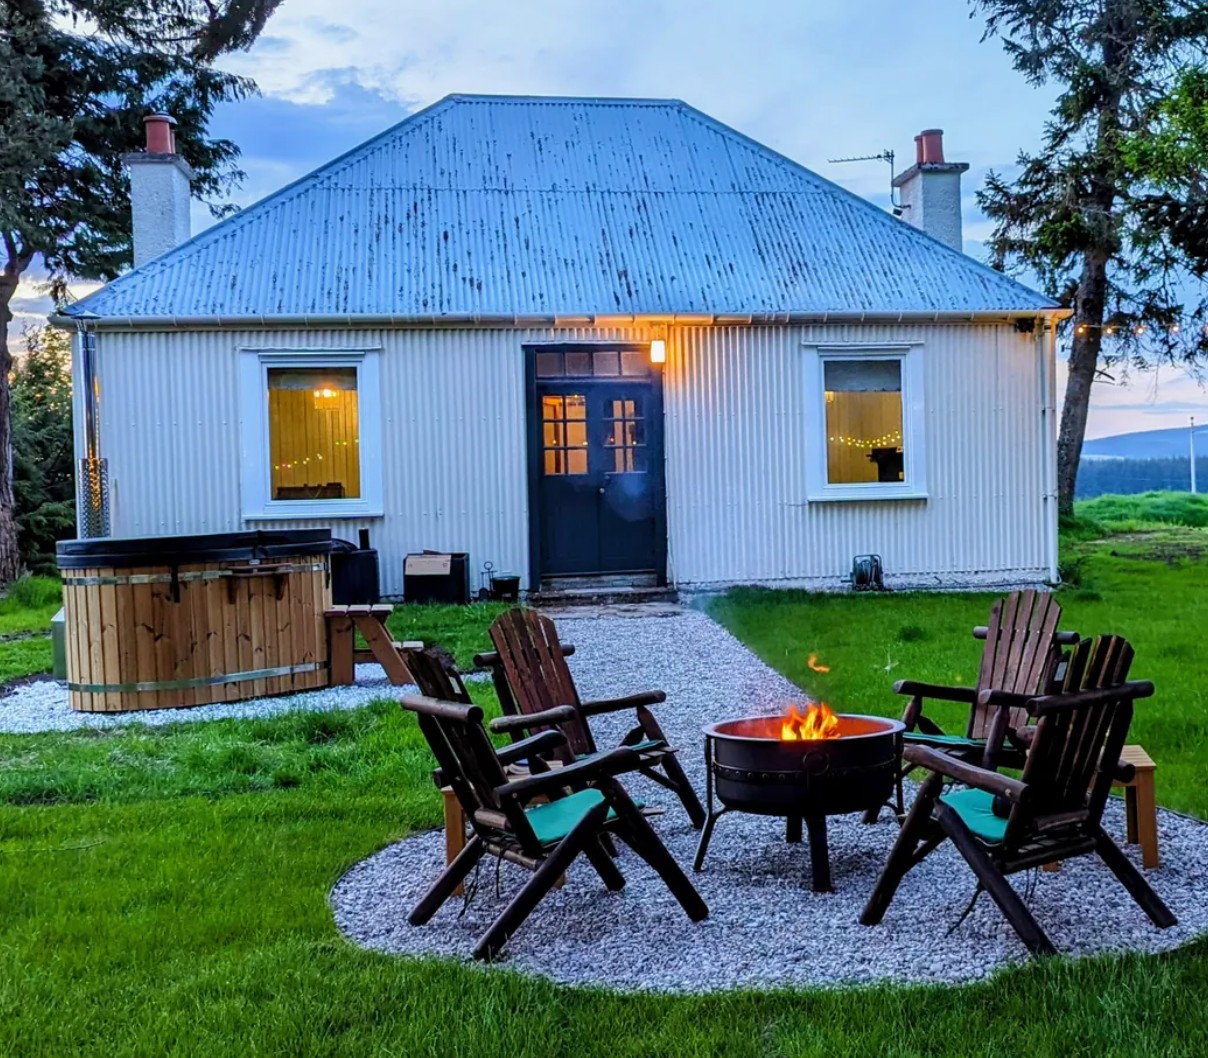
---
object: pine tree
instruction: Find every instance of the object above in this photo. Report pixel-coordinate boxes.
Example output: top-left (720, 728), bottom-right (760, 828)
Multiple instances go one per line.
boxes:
top-left (11, 325), bottom-right (74, 574)
top-left (972, 0), bottom-right (1208, 512)
top-left (0, 0), bottom-right (281, 581)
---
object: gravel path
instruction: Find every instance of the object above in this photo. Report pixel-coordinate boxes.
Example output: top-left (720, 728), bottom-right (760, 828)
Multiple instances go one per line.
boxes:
top-left (331, 608), bottom-right (1208, 992)
top-left (0, 664), bottom-right (410, 733)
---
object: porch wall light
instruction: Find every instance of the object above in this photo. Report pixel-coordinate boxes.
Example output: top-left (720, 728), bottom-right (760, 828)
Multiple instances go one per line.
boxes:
top-left (650, 325), bottom-right (668, 364)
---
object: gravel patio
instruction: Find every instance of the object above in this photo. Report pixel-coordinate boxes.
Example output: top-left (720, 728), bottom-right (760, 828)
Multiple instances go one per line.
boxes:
top-left (331, 608), bottom-right (1208, 992)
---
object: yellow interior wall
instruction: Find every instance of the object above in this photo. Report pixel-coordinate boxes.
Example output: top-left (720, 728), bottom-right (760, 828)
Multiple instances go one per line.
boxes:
top-left (825, 391), bottom-right (903, 483)
top-left (269, 390), bottom-right (361, 498)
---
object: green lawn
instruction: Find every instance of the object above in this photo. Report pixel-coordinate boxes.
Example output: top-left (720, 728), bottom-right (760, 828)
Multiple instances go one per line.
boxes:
top-left (3, 507), bottom-right (1208, 1056)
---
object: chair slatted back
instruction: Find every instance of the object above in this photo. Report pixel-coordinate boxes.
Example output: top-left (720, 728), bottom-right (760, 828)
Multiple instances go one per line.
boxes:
top-left (488, 608), bottom-right (595, 758)
top-left (400, 695), bottom-right (539, 849)
top-left (1005, 635), bottom-right (1136, 846)
top-left (403, 648), bottom-right (473, 705)
top-left (969, 589), bottom-right (1064, 739)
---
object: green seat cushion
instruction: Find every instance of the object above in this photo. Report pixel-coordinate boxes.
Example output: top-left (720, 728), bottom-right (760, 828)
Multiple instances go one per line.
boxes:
top-left (940, 787), bottom-right (1008, 845)
top-left (575, 740), bottom-right (664, 761)
top-left (524, 789), bottom-right (609, 845)
top-left (903, 732), bottom-right (985, 748)
top-left (523, 789), bottom-right (645, 845)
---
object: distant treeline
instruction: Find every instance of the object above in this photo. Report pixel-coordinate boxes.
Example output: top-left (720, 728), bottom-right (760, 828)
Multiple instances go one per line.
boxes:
top-left (1077, 457), bottom-right (1208, 499)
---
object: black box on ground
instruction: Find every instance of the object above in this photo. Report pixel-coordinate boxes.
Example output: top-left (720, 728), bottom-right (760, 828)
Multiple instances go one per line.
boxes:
top-left (404, 551), bottom-right (470, 604)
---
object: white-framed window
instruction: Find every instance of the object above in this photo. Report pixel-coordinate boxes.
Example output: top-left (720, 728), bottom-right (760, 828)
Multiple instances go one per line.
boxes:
top-left (803, 343), bottom-right (927, 502)
top-left (238, 347), bottom-right (384, 519)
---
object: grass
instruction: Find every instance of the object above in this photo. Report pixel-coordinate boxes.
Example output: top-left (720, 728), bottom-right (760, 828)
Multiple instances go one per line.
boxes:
top-left (0, 575), bottom-right (60, 682)
top-left (1076, 490), bottom-right (1208, 532)
top-left (3, 513), bottom-right (1208, 1055)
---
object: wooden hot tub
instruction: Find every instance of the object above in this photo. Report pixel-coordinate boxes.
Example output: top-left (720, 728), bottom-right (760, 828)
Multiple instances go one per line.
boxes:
top-left (57, 530), bottom-right (335, 712)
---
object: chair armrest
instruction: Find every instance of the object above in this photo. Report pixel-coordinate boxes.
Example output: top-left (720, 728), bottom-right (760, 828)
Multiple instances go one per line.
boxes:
top-left (495, 729), bottom-right (566, 768)
top-left (893, 680), bottom-right (978, 704)
top-left (578, 690), bottom-right (667, 717)
top-left (495, 746), bottom-right (637, 801)
top-left (903, 744), bottom-right (1031, 804)
top-left (489, 705), bottom-right (578, 733)
top-left (976, 689), bottom-right (1036, 711)
top-left (1029, 680), bottom-right (1155, 716)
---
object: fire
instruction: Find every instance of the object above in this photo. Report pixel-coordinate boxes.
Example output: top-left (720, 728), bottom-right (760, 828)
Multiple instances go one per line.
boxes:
top-left (780, 702), bottom-right (841, 741)
top-left (807, 654), bottom-right (830, 673)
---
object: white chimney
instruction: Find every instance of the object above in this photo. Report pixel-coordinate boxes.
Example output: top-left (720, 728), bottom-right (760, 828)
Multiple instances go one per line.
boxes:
top-left (891, 129), bottom-right (969, 253)
top-left (124, 114), bottom-right (193, 267)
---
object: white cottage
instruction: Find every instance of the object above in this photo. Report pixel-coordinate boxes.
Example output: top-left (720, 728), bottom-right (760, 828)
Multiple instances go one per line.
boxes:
top-left (58, 95), bottom-right (1065, 598)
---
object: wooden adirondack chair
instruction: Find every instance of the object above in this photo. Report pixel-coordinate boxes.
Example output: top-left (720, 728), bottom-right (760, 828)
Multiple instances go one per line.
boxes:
top-left (861, 635), bottom-right (1176, 956)
top-left (475, 608), bottom-right (707, 828)
top-left (868, 590), bottom-right (1080, 821)
top-left (402, 693), bottom-right (708, 961)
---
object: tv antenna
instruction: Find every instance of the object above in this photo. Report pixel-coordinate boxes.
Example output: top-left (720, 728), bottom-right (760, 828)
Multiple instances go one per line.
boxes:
top-left (828, 149), bottom-right (905, 214)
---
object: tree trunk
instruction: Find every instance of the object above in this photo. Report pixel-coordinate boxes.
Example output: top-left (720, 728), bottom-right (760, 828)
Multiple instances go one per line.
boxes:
top-left (1056, 251), bottom-right (1111, 514)
top-left (0, 273), bottom-right (26, 585)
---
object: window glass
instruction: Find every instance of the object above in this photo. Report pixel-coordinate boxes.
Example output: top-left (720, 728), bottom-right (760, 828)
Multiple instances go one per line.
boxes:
top-left (620, 349), bottom-right (648, 376)
top-left (542, 394), bottom-right (588, 475)
top-left (565, 351), bottom-right (592, 376)
top-left (535, 351), bottom-right (564, 377)
top-left (268, 367), bottom-right (361, 500)
top-left (593, 350), bottom-right (620, 376)
top-left (823, 359), bottom-right (904, 485)
top-left (604, 397), bottom-right (646, 473)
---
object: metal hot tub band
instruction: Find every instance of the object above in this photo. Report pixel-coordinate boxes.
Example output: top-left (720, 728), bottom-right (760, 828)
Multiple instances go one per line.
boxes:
top-left (68, 661), bottom-right (325, 695)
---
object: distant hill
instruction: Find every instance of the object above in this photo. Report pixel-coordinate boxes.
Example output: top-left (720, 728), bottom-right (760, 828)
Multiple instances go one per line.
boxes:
top-left (1083, 425), bottom-right (1205, 460)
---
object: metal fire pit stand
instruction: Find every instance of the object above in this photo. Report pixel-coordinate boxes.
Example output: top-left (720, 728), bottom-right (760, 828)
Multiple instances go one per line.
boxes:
top-left (693, 732), bottom-right (835, 892)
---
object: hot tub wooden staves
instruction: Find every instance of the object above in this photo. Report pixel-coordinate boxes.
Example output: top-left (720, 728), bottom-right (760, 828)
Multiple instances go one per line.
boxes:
top-left (57, 531), bottom-right (335, 712)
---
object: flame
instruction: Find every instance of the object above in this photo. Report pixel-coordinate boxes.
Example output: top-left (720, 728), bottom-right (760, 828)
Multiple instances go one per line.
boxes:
top-left (780, 702), bottom-right (841, 741)
top-left (807, 654), bottom-right (830, 673)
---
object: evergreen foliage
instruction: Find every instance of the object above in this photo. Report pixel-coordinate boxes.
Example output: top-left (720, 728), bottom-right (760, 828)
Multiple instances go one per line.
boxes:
top-left (11, 325), bottom-right (74, 574)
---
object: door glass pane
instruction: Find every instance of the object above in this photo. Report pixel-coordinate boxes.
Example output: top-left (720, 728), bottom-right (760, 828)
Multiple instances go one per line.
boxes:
top-left (823, 359), bottom-right (904, 484)
top-left (565, 351), bottom-right (592, 376)
top-left (535, 351), bottom-right (563, 377)
top-left (604, 394), bottom-right (646, 473)
top-left (268, 366), bottom-right (360, 500)
top-left (593, 350), bottom-right (620, 376)
top-left (542, 393), bottom-right (588, 476)
top-left (621, 349), bottom-right (648, 376)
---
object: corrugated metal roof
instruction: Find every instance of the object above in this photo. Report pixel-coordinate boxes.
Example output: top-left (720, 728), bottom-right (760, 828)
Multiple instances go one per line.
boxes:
top-left (70, 94), bottom-right (1057, 321)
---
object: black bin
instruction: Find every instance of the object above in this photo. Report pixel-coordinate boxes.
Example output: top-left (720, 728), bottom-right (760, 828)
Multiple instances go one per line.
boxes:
top-left (404, 552), bottom-right (470, 605)
top-left (330, 531), bottom-right (381, 605)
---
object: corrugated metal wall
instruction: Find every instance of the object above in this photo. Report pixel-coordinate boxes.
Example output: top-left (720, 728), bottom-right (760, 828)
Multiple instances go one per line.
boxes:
top-left (90, 325), bottom-right (645, 597)
top-left (664, 323), bottom-right (1048, 588)
top-left (87, 321), bottom-right (1048, 596)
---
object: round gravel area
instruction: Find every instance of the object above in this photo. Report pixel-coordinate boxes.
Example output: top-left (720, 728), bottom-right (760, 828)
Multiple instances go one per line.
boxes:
top-left (331, 608), bottom-right (1208, 992)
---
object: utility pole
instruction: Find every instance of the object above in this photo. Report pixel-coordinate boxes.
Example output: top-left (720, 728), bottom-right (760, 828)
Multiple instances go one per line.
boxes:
top-left (1192, 417), bottom-right (1198, 495)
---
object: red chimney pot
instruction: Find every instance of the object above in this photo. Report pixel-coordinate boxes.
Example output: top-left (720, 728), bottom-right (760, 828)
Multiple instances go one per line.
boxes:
top-left (918, 128), bottom-right (945, 164)
top-left (144, 114), bottom-right (177, 154)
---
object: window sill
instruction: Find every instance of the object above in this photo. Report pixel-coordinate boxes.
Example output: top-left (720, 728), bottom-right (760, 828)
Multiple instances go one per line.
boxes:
top-left (807, 488), bottom-right (928, 503)
top-left (244, 502), bottom-right (384, 520)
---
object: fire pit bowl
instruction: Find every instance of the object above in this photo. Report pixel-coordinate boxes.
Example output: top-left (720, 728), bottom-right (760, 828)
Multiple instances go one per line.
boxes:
top-left (694, 711), bottom-right (904, 892)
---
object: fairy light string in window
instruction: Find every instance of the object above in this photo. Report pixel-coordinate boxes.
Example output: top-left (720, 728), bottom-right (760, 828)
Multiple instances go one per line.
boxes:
top-left (827, 431), bottom-right (903, 448)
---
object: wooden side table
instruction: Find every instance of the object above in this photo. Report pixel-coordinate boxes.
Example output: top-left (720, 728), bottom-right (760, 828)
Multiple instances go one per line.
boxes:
top-left (1115, 744), bottom-right (1159, 869)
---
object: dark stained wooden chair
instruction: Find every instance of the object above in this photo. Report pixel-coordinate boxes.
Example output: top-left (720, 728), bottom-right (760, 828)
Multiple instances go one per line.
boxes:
top-left (474, 608), bottom-right (707, 828)
top-left (861, 635), bottom-right (1176, 956)
top-left (401, 693), bottom-right (708, 961)
top-left (869, 589), bottom-right (1080, 820)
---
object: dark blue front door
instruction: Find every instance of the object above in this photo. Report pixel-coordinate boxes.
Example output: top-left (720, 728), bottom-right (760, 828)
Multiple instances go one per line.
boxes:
top-left (529, 347), bottom-right (666, 581)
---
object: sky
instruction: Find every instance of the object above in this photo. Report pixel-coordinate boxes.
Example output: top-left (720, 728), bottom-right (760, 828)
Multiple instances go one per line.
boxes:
top-left (13, 0), bottom-right (1208, 440)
